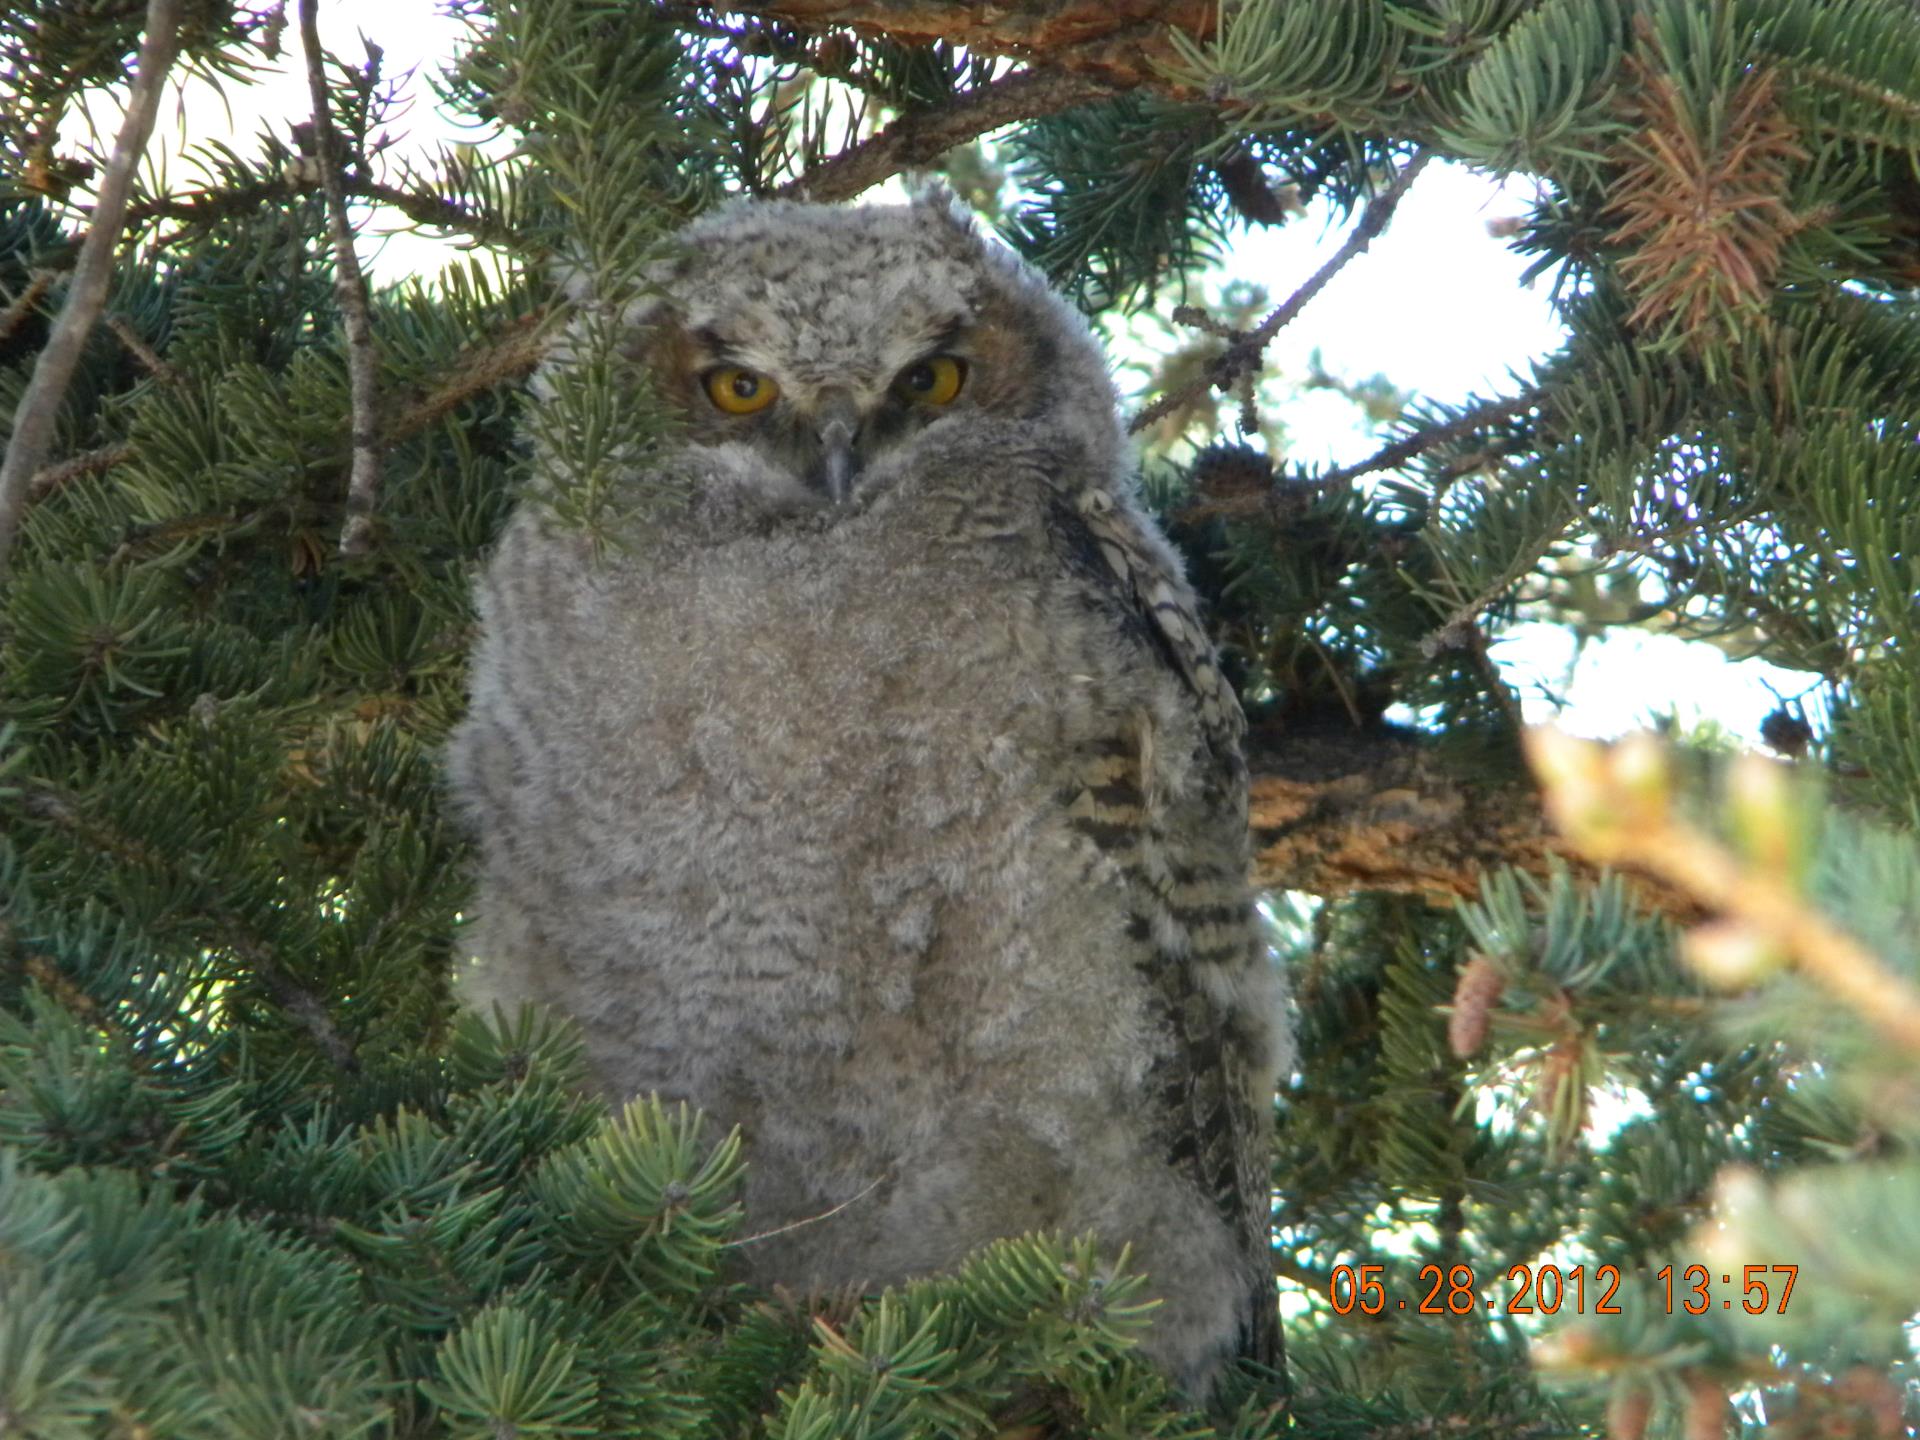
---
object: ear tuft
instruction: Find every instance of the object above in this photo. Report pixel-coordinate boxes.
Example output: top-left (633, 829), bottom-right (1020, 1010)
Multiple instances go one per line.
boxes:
top-left (910, 180), bottom-right (975, 238)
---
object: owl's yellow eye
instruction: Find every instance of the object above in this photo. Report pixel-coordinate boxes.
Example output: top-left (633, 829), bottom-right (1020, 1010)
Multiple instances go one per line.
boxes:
top-left (705, 367), bottom-right (780, 415)
top-left (895, 355), bottom-right (966, 406)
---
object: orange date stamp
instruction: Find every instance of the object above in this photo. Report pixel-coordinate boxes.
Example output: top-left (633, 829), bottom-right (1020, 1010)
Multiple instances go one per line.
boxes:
top-left (1327, 1262), bottom-right (1798, 1317)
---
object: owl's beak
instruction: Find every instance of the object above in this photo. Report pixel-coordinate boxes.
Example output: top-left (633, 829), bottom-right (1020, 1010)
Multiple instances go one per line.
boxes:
top-left (811, 395), bottom-right (862, 504)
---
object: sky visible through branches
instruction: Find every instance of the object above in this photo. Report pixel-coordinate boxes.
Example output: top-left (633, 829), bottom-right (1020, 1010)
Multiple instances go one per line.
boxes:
top-left (92, 0), bottom-right (1820, 749)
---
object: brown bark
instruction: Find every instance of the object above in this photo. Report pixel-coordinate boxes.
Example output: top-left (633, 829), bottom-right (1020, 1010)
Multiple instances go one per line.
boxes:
top-left (0, 0), bottom-right (181, 569)
top-left (1248, 723), bottom-right (1536, 901)
top-left (740, 1), bottom-right (1216, 93)
top-left (300, 0), bottom-right (383, 556)
top-left (778, 67), bottom-right (1112, 202)
top-left (1246, 722), bottom-right (1701, 919)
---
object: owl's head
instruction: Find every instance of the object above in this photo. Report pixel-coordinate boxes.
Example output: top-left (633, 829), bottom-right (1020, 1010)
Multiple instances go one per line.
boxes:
top-left (615, 189), bottom-right (1123, 516)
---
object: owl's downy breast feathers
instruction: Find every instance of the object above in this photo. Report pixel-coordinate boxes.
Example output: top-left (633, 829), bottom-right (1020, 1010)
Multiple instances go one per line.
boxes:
top-left (448, 189), bottom-right (1290, 1395)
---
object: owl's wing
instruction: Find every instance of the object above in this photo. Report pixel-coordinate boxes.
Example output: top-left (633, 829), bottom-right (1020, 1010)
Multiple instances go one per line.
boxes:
top-left (1069, 485), bottom-right (1247, 769)
top-left (1047, 486), bottom-right (1281, 1375)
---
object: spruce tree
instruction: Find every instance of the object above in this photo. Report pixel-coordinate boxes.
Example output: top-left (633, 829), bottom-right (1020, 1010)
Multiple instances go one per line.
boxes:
top-left (3, 2), bottom-right (1918, 1437)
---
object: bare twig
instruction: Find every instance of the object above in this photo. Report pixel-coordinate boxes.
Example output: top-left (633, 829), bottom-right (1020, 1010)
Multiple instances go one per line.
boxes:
top-left (377, 308), bottom-right (551, 444)
top-left (777, 66), bottom-right (1109, 202)
top-left (236, 931), bottom-right (362, 1072)
top-left (0, 270), bottom-right (58, 345)
top-left (1318, 388), bottom-right (1541, 492)
top-left (297, 0), bottom-right (383, 557)
top-left (103, 313), bottom-right (183, 387)
top-left (1184, 391), bottom-right (1543, 522)
top-left (1129, 150), bottom-right (1433, 437)
top-left (0, 0), bottom-right (182, 570)
top-left (29, 442), bottom-right (135, 498)
top-left (725, 1174), bottom-right (888, 1247)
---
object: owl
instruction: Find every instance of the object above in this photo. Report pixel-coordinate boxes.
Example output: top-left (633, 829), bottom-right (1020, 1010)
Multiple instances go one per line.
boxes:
top-left (445, 191), bottom-right (1290, 1396)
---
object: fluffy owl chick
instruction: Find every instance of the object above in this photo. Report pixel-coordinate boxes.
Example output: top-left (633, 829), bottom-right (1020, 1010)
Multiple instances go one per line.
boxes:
top-left (446, 191), bottom-right (1290, 1394)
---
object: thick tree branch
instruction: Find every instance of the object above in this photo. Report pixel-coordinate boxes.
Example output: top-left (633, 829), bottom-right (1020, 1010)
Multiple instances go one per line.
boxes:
top-left (733, 1), bottom-right (1216, 93)
top-left (1249, 722), bottom-right (1537, 901)
top-left (1246, 719), bottom-right (1702, 920)
top-left (0, 0), bottom-right (181, 570)
top-left (779, 67), bottom-right (1112, 202)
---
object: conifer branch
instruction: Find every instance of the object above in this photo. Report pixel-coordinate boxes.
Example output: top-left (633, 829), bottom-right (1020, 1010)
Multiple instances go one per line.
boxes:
top-left (1790, 59), bottom-right (1920, 132)
top-left (0, 0), bottom-right (181, 571)
top-left (1183, 389), bottom-right (1542, 519)
top-left (298, 0), bottom-right (383, 558)
top-left (103, 313), bottom-right (182, 387)
top-left (1606, 61), bottom-right (1804, 351)
top-left (19, 780), bottom-right (361, 1072)
top-left (674, 9), bottom-right (957, 102)
top-left (779, 67), bottom-right (1111, 201)
top-left (11, 937), bottom-right (107, 1030)
top-left (1528, 731), bottom-right (1920, 1054)
top-left (111, 177), bottom-right (509, 252)
top-left (235, 933), bottom-right (362, 1073)
top-left (106, 510), bottom-right (233, 563)
top-left (5, 924), bottom-right (204, 1081)
top-left (1316, 389), bottom-right (1541, 493)
top-left (353, 180), bottom-right (509, 245)
top-left (23, 176), bottom-right (516, 274)
top-left (1128, 150), bottom-right (1432, 436)
top-left (377, 309), bottom-right (552, 444)
top-left (1272, 1253), bottom-right (1342, 1298)
top-left (14, 313), bottom-right (548, 529)
top-left (29, 442), bottom-right (136, 499)
top-left (0, 269), bottom-right (57, 345)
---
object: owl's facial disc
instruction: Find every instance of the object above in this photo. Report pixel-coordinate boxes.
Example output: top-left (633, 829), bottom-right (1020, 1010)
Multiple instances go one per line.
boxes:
top-left (689, 346), bottom-right (970, 507)
top-left (797, 363), bottom-right (967, 502)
